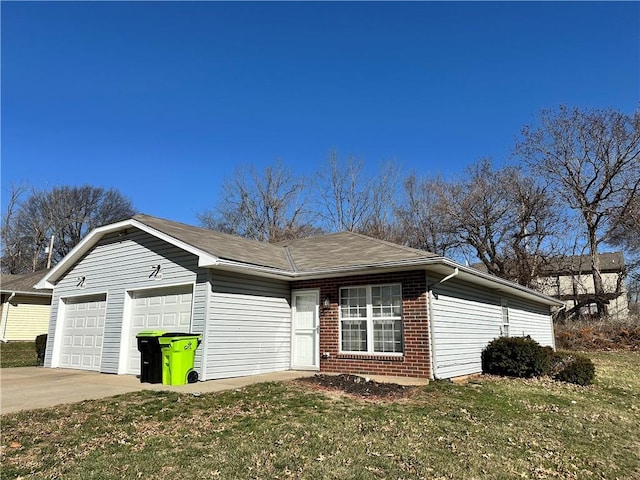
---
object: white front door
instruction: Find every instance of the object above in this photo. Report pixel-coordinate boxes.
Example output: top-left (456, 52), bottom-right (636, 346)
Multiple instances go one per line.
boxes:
top-left (291, 290), bottom-right (319, 370)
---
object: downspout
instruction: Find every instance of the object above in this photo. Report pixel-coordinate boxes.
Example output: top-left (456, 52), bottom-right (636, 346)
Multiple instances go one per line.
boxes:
top-left (550, 304), bottom-right (566, 351)
top-left (439, 267), bottom-right (459, 285)
top-left (1, 292), bottom-right (16, 342)
top-left (428, 267), bottom-right (460, 380)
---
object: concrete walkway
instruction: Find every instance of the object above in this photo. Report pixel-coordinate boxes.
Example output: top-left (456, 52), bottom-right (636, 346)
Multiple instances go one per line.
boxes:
top-left (1, 367), bottom-right (430, 415)
top-left (0, 367), bottom-right (316, 415)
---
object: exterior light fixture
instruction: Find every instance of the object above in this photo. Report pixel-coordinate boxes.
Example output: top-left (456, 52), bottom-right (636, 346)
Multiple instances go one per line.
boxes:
top-left (323, 296), bottom-right (331, 310)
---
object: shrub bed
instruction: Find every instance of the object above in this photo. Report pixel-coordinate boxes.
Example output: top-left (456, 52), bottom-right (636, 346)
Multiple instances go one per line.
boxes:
top-left (482, 336), bottom-right (596, 386)
top-left (481, 336), bottom-right (552, 378)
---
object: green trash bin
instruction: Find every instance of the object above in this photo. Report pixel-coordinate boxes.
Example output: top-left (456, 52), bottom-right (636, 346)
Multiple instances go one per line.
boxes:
top-left (158, 333), bottom-right (202, 385)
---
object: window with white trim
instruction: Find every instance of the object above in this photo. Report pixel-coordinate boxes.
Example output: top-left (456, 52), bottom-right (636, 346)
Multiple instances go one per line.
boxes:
top-left (340, 284), bottom-right (403, 354)
top-left (501, 299), bottom-right (510, 337)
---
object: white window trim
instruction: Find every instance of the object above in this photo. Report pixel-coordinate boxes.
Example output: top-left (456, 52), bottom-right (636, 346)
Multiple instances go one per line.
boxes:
top-left (501, 299), bottom-right (510, 337)
top-left (339, 283), bottom-right (403, 356)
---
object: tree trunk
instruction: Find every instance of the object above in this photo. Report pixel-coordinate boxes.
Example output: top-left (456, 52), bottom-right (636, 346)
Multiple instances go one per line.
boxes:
top-left (589, 228), bottom-right (608, 317)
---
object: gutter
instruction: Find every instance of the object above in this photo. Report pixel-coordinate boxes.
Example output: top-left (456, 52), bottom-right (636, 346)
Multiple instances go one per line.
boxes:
top-left (1, 292), bottom-right (16, 342)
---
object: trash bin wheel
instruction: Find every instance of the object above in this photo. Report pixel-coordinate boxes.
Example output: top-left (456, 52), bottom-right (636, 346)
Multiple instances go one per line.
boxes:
top-left (187, 370), bottom-right (199, 384)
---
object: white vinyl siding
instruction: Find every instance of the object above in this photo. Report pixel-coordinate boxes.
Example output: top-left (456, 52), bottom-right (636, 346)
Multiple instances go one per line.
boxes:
top-left (429, 275), bottom-right (555, 379)
top-left (207, 271), bottom-right (291, 379)
top-left (508, 298), bottom-right (555, 348)
top-left (45, 229), bottom-right (206, 375)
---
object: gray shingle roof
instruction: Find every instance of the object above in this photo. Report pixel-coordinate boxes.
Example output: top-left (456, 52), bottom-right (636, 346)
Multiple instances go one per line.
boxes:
top-left (280, 231), bottom-right (438, 272)
top-left (133, 214), bottom-right (438, 272)
top-left (0, 270), bottom-right (52, 295)
top-left (541, 252), bottom-right (625, 275)
top-left (133, 214), bottom-right (292, 270)
top-left (36, 214), bottom-right (564, 306)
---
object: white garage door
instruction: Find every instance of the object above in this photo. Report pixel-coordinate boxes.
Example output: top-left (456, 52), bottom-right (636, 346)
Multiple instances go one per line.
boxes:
top-left (127, 285), bottom-right (193, 374)
top-left (60, 294), bottom-right (107, 371)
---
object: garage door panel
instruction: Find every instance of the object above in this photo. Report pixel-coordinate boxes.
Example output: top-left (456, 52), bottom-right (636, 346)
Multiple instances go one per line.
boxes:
top-left (59, 294), bottom-right (106, 372)
top-left (127, 285), bottom-right (193, 375)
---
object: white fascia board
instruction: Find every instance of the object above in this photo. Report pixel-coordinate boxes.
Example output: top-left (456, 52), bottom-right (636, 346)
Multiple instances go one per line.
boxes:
top-left (290, 257), bottom-right (563, 307)
top-left (434, 258), bottom-right (565, 307)
top-left (210, 259), bottom-right (295, 280)
top-left (130, 222), bottom-right (219, 268)
top-left (36, 219), bottom-right (220, 288)
top-left (0, 290), bottom-right (52, 297)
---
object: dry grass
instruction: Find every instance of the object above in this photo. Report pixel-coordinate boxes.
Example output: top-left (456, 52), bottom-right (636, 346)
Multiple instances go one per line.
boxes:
top-left (0, 341), bottom-right (37, 368)
top-left (554, 316), bottom-right (640, 351)
top-left (2, 351), bottom-right (639, 479)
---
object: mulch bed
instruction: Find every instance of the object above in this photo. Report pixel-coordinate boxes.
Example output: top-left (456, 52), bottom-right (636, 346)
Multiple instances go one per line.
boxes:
top-left (297, 373), bottom-right (414, 400)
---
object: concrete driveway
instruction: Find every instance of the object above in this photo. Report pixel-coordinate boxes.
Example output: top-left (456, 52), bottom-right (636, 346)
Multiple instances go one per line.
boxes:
top-left (0, 367), bottom-right (315, 415)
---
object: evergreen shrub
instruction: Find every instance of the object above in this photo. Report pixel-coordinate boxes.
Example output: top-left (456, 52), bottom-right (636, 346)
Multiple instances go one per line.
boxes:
top-left (481, 336), bottom-right (552, 378)
top-left (553, 355), bottom-right (596, 386)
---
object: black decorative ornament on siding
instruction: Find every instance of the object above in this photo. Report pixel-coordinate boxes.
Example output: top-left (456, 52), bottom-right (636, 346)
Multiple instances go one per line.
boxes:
top-left (149, 265), bottom-right (161, 278)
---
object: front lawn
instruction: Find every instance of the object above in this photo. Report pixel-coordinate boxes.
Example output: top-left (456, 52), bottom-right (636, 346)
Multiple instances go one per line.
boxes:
top-left (0, 341), bottom-right (37, 368)
top-left (2, 351), bottom-right (639, 479)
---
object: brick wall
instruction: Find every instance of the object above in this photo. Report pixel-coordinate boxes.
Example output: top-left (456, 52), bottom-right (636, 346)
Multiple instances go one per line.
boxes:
top-left (292, 270), bottom-right (431, 378)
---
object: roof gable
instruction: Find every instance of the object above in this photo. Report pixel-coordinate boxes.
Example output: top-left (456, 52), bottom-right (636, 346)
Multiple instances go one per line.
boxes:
top-left (133, 214), bottom-right (292, 270)
top-left (36, 214), bottom-right (563, 306)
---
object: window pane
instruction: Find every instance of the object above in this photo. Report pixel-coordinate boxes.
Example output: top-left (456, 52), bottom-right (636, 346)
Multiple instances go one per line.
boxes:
top-left (373, 319), bottom-right (403, 353)
top-left (372, 284), bottom-right (402, 318)
top-left (341, 320), bottom-right (367, 351)
top-left (340, 287), bottom-right (367, 318)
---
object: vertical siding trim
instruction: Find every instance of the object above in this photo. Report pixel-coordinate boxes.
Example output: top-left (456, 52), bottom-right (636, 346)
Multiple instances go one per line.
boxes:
top-left (117, 290), bottom-right (134, 374)
top-left (426, 274), bottom-right (437, 380)
top-left (200, 271), bottom-right (213, 381)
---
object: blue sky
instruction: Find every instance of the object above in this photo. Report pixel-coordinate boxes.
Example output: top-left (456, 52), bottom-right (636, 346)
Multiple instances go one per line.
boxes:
top-left (2, 1), bottom-right (638, 225)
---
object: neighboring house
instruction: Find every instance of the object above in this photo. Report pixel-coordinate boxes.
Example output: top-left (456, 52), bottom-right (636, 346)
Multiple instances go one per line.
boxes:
top-left (535, 252), bottom-right (629, 321)
top-left (1, 270), bottom-right (52, 342)
top-left (36, 214), bottom-right (563, 381)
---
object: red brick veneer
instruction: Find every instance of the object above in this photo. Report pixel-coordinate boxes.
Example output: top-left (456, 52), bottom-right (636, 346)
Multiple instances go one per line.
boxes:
top-left (292, 270), bottom-right (431, 378)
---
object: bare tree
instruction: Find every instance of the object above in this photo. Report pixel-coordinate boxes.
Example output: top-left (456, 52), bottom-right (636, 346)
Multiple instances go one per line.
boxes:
top-left (394, 173), bottom-right (460, 256)
top-left (1, 184), bottom-right (29, 274)
top-left (435, 159), bottom-right (561, 287)
top-left (1, 185), bottom-right (136, 273)
top-left (516, 106), bottom-right (640, 315)
top-left (312, 151), bottom-right (399, 240)
top-left (198, 161), bottom-right (316, 242)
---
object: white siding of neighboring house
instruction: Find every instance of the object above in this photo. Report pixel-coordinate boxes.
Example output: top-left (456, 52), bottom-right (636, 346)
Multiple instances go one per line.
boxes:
top-left (44, 229), bottom-right (207, 375)
top-left (206, 270), bottom-right (291, 379)
top-left (428, 275), bottom-right (554, 380)
top-left (538, 271), bottom-right (629, 320)
top-left (0, 295), bottom-right (51, 341)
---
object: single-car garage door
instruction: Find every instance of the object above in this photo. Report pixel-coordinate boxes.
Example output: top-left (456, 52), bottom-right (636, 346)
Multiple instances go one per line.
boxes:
top-left (60, 294), bottom-right (107, 371)
top-left (127, 285), bottom-right (193, 374)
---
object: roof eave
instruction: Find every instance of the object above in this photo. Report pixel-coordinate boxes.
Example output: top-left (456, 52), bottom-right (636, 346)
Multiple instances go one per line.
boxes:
top-left (36, 218), bottom-right (222, 288)
top-left (1, 290), bottom-right (52, 297)
top-left (436, 259), bottom-right (565, 307)
top-left (291, 257), bottom-right (563, 307)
